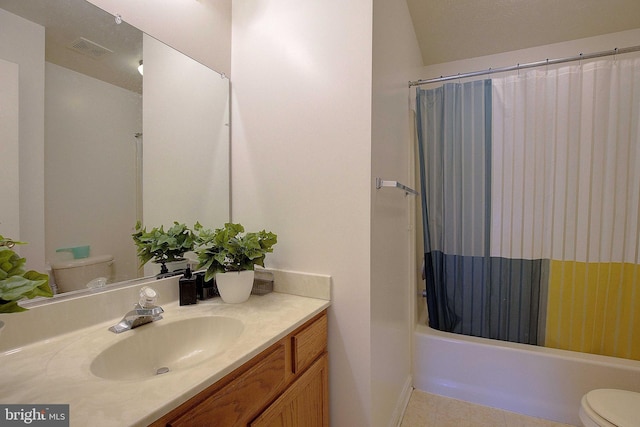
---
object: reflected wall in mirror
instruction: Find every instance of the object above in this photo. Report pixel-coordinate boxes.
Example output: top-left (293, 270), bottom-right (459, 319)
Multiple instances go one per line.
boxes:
top-left (0, 0), bottom-right (230, 296)
top-left (142, 34), bottom-right (230, 277)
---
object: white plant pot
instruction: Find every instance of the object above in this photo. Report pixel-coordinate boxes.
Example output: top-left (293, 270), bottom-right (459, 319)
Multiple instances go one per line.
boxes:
top-left (216, 270), bottom-right (254, 304)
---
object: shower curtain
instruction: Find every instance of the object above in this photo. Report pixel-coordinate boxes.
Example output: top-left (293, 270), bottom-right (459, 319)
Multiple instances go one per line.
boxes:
top-left (416, 58), bottom-right (640, 357)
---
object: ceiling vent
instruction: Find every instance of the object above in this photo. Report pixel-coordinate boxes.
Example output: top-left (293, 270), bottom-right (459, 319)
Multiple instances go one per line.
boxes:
top-left (68, 37), bottom-right (113, 59)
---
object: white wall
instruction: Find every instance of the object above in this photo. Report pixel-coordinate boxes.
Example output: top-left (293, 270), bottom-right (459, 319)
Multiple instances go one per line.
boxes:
top-left (371, 0), bottom-right (423, 425)
top-left (44, 62), bottom-right (141, 282)
top-left (231, 1), bottom-right (374, 425)
top-left (0, 9), bottom-right (45, 270)
top-left (86, 0), bottom-right (232, 76)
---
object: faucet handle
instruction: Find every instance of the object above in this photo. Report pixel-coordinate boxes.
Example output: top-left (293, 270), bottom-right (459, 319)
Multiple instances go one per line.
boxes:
top-left (139, 286), bottom-right (158, 308)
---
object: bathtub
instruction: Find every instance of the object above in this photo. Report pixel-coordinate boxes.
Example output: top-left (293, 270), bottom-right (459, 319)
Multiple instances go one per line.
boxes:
top-left (413, 313), bottom-right (640, 425)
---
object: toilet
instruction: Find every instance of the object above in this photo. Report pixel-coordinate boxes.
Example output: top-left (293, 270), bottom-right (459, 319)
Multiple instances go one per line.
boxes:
top-left (580, 389), bottom-right (640, 427)
top-left (51, 254), bottom-right (114, 293)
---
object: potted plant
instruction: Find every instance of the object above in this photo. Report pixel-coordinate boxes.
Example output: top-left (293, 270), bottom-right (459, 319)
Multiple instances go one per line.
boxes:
top-left (131, 221), bottom-right (195, 275)
top-left (0, 235), bottom-right (52, 319)
top-left (194, 222), bottom-right (277, 303)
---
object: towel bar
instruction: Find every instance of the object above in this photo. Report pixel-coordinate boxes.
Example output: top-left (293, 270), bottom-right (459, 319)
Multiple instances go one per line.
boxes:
top-left (375, 178), bottom-right (418, 196)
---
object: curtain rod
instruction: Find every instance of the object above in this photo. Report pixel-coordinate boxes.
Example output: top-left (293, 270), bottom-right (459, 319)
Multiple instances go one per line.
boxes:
top-left (409, 44), bottom-right (640, 87)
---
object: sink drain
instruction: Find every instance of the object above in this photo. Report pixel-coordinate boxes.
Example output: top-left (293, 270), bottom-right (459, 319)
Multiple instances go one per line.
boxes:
top-left (156, 367), bottom-right (170, 375)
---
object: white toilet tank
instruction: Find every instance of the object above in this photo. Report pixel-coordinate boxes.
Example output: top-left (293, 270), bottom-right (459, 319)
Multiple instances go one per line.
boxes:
top-left (51, 254), bottom-right (114, 293)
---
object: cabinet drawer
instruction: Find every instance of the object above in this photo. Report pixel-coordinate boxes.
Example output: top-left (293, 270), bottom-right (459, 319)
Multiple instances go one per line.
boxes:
top-left (169, 344), bottom-right (286, 427)
top-left (292, 313), bottom-right (327, 374)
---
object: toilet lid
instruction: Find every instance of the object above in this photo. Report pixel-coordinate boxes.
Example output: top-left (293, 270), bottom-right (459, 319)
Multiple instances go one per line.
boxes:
top-left (585, 389), bottom-right (640, 427)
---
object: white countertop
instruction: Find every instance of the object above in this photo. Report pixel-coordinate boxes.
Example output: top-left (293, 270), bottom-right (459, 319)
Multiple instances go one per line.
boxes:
top-left (0, 292), bottom-right (330, 426)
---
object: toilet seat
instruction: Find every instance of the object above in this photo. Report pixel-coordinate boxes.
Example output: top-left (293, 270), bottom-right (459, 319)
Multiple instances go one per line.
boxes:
top-left (580, 389), bottom-right (640, 427)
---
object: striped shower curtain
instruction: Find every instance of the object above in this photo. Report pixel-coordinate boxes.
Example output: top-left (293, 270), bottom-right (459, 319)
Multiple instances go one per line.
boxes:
top-left (416, 58), bottom-right (640, 357)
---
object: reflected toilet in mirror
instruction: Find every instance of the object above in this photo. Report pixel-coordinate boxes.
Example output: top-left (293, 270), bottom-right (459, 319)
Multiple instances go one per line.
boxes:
top-left (51, 255), bottom-right (114, 293)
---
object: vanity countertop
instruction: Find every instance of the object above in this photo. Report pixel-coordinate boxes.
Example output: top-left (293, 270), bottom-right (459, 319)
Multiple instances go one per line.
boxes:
top-left (0, 292), bottom-right (330, 426)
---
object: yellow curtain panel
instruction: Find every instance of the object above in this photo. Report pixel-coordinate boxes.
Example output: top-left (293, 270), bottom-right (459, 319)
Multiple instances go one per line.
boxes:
top-left (546, 261), bottom-right (640, 360)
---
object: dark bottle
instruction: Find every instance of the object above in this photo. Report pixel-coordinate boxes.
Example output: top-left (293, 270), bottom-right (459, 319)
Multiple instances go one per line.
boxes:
top-left (179, 264), bottom-right (197, 305)
top-left (196, 271), bottom-right (217, 300)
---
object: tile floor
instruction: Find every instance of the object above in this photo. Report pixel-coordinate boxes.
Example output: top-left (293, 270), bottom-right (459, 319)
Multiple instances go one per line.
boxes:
top-left (400, 390), bottom-right (577, 427)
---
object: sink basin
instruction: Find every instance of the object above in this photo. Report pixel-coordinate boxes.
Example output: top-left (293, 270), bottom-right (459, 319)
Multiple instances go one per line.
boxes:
top-left (90, 316), bottom-right (244, 380)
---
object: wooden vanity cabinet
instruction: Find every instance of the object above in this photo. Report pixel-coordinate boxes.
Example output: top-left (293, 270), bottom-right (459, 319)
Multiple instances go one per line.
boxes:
top-left (151, 310), bottom-right (328, 427)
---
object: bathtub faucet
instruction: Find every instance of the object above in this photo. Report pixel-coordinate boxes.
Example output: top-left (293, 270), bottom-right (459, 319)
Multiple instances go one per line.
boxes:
top-left (108, 286), bottom-right (164, 333)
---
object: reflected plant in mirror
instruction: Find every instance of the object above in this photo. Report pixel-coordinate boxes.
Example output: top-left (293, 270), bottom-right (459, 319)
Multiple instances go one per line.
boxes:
top-left (132, 222), bottom-right (195, 275)
top-left (0, 236), bottom-right (52, 313)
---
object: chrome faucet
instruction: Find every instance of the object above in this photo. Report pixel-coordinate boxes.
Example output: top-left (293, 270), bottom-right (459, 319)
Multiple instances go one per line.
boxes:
top-left (109, 286), bottom-right (164, 333)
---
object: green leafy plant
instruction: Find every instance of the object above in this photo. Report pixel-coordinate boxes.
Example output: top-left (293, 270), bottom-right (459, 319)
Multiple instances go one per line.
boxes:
top-left (0, 235), bottom-right (52, 313)
top-left (131, 221), bottom-right (196, 269)
top-left (194, 222), bottom-right (278, 281)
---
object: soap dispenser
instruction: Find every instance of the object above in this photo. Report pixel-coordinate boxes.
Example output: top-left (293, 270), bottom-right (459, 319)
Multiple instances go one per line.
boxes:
top-left (179, 264), bottom-right (197, 306)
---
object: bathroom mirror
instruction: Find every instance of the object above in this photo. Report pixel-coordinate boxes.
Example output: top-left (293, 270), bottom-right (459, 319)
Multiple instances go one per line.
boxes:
top-left (0, 0), bottom-right (230, 297)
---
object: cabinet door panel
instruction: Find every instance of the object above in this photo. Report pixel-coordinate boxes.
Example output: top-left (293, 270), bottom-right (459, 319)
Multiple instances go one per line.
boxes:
top-left (169, 344), bottom-right (286, 427)
top-left (251, 353), bottom-right (328, 427)
top-left (292, 314), bottom-right (327, 374)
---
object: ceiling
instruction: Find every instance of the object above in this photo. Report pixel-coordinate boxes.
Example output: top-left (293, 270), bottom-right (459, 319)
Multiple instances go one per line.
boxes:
top-left (406, 0), bottom-right (640, 66)
top-left (0, 0), bottom-right (142, 93)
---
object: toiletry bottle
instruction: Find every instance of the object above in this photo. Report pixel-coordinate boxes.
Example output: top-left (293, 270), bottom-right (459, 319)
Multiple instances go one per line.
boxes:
top-left (196, 271), bottom-right (205, 300)
top-left (195, 271), bottom-right (216, 300)
top-left (203, 274), bottom-right (216, 299)
top-left (179, 264), bottom-right (197, 305)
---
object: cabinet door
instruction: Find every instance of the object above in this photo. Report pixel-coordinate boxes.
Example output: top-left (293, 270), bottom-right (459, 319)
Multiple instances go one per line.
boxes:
top-left (250, 353), bottom-right (328, 427)
top-left (169, 344), bottom-right (286, 427)
top-left (292, 313), bottom-right (327, 374)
